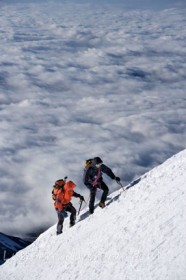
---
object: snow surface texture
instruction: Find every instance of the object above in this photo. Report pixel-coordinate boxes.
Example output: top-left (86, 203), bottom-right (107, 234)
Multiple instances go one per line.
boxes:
top-left (0, 0), bottom-right (186, 237)
top-left (0, 150), bottom-right (186, 280)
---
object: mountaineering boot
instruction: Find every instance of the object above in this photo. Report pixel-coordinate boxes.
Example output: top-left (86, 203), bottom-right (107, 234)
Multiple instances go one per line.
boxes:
top-left (99, 202), bottom-right (105, 208)
top-left (69, 221), bottom-right (75, 227)
top-left (56, 223), bottom-right (63, 235)
top-left (89, 208), bottom-right (94, 214)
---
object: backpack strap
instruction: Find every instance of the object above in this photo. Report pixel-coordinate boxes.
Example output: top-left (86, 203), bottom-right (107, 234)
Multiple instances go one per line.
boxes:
top-left (90, 167), bottom-right (101, 187)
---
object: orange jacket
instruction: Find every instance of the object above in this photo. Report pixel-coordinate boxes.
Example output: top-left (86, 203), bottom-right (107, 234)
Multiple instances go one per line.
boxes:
top-left (53, 180), bottom-right (76, 211)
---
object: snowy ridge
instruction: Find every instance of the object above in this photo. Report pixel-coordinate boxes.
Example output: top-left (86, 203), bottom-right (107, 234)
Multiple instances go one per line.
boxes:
top-left (0, 234), bottom-right (24, 252)
top-left (0, 150), bottom-right (186, 280)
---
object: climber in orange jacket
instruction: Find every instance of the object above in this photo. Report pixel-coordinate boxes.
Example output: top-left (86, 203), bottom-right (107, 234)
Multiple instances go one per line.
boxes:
top-left (52, 178), bottom-right (84, 235)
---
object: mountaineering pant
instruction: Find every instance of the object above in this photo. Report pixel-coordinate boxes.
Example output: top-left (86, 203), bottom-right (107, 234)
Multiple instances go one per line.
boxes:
top-left (56, 202), bottom-right (77, 234)
top-left (89, 181), bottom-right (109, 212)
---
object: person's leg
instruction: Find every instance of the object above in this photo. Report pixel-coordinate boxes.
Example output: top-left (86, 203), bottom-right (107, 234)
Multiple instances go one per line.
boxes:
top-left (56, 210), bottom-right (64, 234)
top-left (89, 187), bottom-right (97, 214)
top-left (65, 203), bottom-right (77, 226)
top-left (99, 181), bottom-right (109, 207)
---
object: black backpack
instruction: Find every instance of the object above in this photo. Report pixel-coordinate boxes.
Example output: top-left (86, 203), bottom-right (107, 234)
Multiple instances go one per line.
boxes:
top-left (83, 159), bottom-right (93, 185)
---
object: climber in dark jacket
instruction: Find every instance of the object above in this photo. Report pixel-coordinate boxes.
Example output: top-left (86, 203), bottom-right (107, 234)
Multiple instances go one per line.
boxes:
top-left (83, 157), bottom-right (120, 214)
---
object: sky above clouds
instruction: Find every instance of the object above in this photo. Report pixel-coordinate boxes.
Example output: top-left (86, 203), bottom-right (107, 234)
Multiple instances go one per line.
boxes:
top-left (0, 0), bottom-right (186, 237)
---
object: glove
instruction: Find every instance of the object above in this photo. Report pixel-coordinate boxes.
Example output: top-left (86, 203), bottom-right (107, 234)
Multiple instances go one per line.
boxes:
top-left (115, 176), bottom-right (120, 182)
top-left (80, 195), bottom-right (85, 201)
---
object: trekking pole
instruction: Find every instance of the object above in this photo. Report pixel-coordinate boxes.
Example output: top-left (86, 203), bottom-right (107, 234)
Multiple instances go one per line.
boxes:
top-left (78, 200), bottom-right (83, 215)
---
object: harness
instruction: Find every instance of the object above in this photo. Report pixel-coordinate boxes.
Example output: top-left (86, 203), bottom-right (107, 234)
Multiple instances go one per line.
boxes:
top-left (89, 166), bottom-right (101, 187)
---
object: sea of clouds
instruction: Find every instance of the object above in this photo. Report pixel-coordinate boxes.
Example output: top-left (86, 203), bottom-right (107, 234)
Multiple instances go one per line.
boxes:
top-left (0, 0), bottom-right (185, 237)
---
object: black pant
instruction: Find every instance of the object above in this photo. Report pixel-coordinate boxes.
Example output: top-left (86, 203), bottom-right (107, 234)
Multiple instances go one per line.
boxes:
top-left (89, 181), bottom-right (109, 212)
top-left (56, 202), bottom-right (76, 234)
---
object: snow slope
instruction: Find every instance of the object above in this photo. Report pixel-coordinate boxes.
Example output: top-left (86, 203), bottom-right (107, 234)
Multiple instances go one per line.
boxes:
top-left (0, 150), bottom-right (186, 280)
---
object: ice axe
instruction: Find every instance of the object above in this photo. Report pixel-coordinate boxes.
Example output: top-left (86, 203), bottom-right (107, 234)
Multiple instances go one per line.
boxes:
top-left (78, 200), bottom-right (83, 215)
top-left (116, 180), bottom-right (125, 191)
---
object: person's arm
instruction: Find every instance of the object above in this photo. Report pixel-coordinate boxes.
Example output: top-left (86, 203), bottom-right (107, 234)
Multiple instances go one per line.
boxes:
top-left (101, 164), bottom-right (115, 178)
top-left (101, 164), bottom-right (120, 181)
top-left (73, 191), bottom-right (84, 201)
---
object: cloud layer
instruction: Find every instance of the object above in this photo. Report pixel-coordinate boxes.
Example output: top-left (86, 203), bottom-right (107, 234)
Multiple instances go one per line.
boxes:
top-left (0, 0), bottom-right (185, 237)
